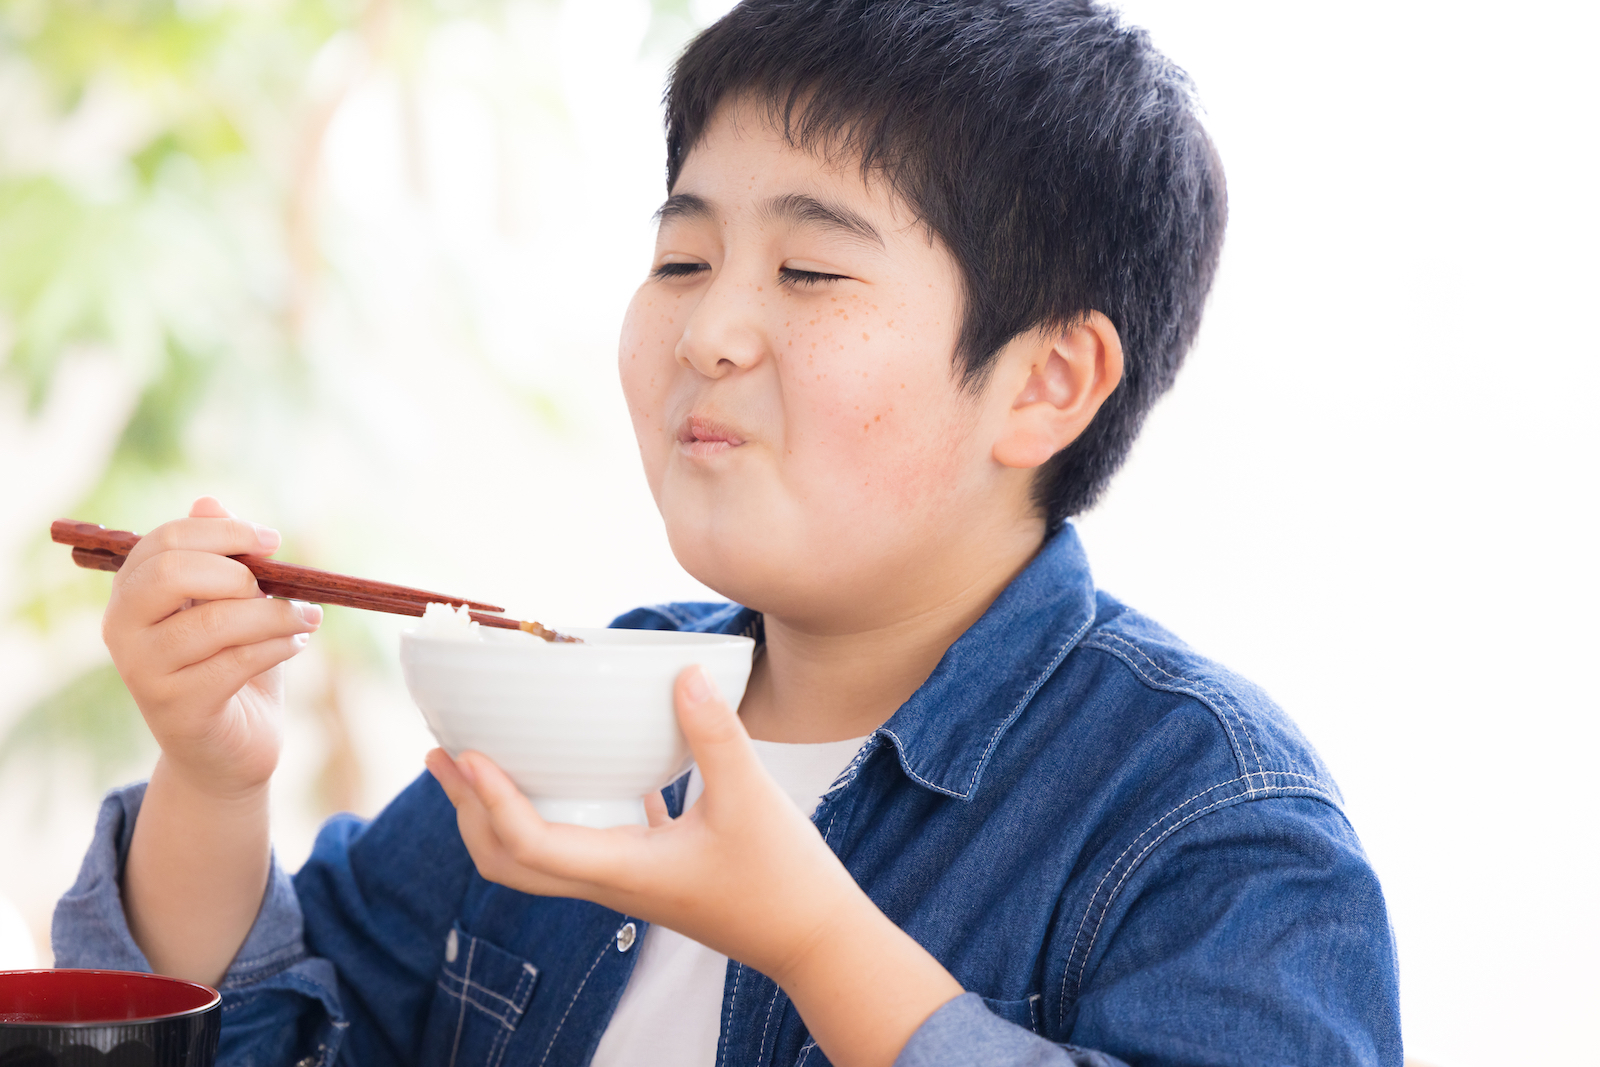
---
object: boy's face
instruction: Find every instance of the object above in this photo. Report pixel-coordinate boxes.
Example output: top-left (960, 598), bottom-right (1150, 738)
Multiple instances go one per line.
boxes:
top-left (619, 102), bottom-right (1035, 629)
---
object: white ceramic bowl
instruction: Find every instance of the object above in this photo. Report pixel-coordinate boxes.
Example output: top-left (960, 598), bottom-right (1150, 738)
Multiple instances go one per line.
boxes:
top-left (400, 626), bottom-right (755, 828)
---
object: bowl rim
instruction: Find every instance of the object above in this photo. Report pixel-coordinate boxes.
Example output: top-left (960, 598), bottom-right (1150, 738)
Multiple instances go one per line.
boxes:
top-left (400, 626), bottom-right (757, 648)
top-left (0, 969), bottom-right (221, 1028)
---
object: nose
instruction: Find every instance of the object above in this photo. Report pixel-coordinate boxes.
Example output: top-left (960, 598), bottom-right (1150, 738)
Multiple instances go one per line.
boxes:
top-left (674, 269), bottom-right (768, 378)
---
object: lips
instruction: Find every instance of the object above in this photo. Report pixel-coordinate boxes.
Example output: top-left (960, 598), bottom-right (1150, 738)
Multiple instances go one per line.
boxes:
top-left (677, 415), bottom-right (747, 456)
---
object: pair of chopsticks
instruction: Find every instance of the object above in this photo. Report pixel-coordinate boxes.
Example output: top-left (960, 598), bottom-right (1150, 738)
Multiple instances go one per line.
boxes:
top-left (50, 519), bottom-right (578, 643)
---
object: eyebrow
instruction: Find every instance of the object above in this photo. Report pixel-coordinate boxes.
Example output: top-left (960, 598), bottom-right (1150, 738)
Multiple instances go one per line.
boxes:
top-left (654, 192), bottom-right (885, 249)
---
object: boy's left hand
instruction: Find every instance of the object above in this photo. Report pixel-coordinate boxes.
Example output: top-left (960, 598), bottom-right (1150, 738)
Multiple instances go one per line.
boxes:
top-left (426, 666), bottom-right (963, 1067)
top-left (427, 665), bottom-right (864, 981)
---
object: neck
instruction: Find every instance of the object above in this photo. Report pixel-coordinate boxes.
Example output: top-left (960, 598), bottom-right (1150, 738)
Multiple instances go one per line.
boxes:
top-left (736, 521), bottom-right (1046, 743)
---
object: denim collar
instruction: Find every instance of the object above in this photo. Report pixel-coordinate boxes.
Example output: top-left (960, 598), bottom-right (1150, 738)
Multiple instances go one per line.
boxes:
top-left (707, 524), bottom-right (1098, 801)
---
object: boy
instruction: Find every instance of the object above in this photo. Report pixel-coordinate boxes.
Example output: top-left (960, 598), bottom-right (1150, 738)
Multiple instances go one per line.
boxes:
top-left (54, 1), bottom-right (1403, 1065)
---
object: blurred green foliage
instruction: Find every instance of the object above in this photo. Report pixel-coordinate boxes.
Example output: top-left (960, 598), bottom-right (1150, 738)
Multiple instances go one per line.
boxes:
top-left (0, 0), bottom-right (481, 798)
top-left (0, 0), bottom-right (699, 805)
top-left (0, 0), bottom-right (356, 793)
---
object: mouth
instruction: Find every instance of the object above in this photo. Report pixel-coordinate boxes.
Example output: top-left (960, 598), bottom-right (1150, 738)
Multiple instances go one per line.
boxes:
top-left (676, 415), bottom-right (747, 457)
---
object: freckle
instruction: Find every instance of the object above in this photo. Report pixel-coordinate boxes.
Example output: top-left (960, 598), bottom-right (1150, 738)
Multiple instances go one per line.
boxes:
top-left (756, 286), bottom-right (763, 292)
top-left (874, 415), bottom-right (880, 422)
top-left (862, 333), bottom-right (869, 341)
top-left (900, 383), bottom-right (906, 388)
top-left (863, 423), bottom-right (869, 430)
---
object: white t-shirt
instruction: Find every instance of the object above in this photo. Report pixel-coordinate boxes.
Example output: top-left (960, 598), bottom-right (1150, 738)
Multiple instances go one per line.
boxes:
top-left (590, 735), bottom-right (870, 1067)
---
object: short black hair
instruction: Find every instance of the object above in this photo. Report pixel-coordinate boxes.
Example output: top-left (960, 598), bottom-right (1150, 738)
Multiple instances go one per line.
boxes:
top-left (665, 0), bottom-right (1227, 526)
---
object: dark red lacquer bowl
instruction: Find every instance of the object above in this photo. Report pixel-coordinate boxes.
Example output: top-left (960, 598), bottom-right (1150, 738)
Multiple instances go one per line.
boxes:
top-left (0, 970), bottom-right (220, 1067)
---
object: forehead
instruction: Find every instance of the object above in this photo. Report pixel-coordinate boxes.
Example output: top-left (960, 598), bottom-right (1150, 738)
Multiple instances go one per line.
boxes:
top-left (666, 100), bottom-right (925, 237)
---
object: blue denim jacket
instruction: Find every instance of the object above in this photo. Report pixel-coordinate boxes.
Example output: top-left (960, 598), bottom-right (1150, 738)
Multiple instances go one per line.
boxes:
top-left (54, 525), bottom-right (1401, 1066)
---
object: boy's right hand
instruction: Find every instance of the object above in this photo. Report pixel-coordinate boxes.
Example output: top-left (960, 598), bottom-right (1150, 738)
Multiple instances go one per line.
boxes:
top-left (103, 496), bottom-right (321, 800)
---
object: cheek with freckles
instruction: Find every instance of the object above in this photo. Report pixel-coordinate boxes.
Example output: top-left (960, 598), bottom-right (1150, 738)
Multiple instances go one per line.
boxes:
top-left (619, 288), bottom-right (691, 489)
top-left (777, 293), bottom-right (972, 518)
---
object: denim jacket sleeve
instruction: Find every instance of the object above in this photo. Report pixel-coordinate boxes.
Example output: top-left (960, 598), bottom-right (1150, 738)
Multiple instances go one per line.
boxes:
top-left (896, 794), bottom-right (1400, 1067)
top-left (52, 772), bottom-right (479, 1067)
top-left (51, 782), bottom-right (346, 1067)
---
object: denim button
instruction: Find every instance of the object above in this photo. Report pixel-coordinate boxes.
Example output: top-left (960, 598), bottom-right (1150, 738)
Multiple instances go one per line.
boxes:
top-left (615, 922), bottom-right (637, 952)
top-left (445, 928), bottom-right (459, 963)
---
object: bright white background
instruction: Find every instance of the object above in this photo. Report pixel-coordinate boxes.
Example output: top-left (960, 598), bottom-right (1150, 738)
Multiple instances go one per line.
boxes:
top-left (2, 2), bottom-right (1595, 1065)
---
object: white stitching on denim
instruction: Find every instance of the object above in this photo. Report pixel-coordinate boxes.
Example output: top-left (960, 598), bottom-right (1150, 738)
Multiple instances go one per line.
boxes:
top-left (875, 728), bottom-right (966, 796)
top-left (1080, 794), bottom-right (1246, 984)
top-left (797, 1038), bottom-right (818, 1065)
top-left (1083, 634), bottom-right (1250, 777)
top-left (1059, 777), bottom-right (1251, 1019)
top-left (964, 614), bottom-right (1095, 796)
top-left (446, 937), bottom-right (475, 1067)
top-left (486, 964), bottom-right (538, 1067)
top-left (878, 615), bottom-right (1091, 800)
top-left (822, 734), bottom-right (881, 798)
top-left (719, 963), bottom-right (744, 1067)
top-left (1085, 633), bottom-right (1264, 783)
top-left (537, 935), bottom-right (613, 1067)
top-left (1061, 776), bottom-right (1247, 989)
top-left (757, 985), bottom-right (783, 1062)
top-left (440, 967), bottom-right (529, 1013)
top-left (1054, 775), bottom-right (1334, 1020)
top-left (433, 980), bottom-right (518, 1032)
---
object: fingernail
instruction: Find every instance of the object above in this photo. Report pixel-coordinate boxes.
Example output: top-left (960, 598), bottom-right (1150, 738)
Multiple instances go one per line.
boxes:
top-left (456, 754), bottom-right (478, 786)
top-left (683, 665), bottom-right (711, 704)
top-left (292, 632), bottom-right (310, 649)
top-left (254, 524), bottom-right (280, 552)
top-left (297, 602), bottom-right (323, 626)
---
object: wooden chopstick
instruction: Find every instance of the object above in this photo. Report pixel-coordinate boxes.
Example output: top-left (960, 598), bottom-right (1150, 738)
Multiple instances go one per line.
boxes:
top-left (54, 520), bottom-right (579, 643)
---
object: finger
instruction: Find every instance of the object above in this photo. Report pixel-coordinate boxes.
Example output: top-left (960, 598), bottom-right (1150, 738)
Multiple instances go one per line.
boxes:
top-left (673, 666), bottom-right (763, 795)
top-left (437, 753), bottom-right (594, 897)
top-left (167, 632), bottom-right (311, 708)
top-left (114, 551), bottom-right (266, 628)
top-left (119, 512), bottom-right (280, 577)
top-left (143, 597), bottom-right (320, 676)
top-left (426, 748), bottom-right (473, 803)
top-left (643, 790), bottom-right (673, 829)
top-left (459, 752), bottom-right (641, 887)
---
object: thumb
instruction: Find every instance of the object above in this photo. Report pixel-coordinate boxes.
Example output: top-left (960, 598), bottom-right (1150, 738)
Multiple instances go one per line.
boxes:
top-left (675, 666), bottom-right (761, 795)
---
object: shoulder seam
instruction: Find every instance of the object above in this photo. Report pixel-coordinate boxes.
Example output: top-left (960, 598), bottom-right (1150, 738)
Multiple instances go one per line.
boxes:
top-left (1081, 632), bottom-right (1265, 781)
top-left (1056, 780), bottom-right (1340, 1023)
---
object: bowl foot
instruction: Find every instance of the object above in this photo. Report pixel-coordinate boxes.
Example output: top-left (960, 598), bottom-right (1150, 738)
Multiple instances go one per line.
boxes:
top-left (532, 797), bottom-right (648, 828)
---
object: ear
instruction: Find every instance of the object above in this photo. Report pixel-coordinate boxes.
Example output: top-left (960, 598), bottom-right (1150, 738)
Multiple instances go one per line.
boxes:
top-left (991, 311), bottom-right (1124, 470)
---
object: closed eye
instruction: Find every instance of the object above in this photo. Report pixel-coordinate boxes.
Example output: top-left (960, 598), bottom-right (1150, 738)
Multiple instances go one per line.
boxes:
top-left (778, 267), bottom-right (848, 288)
top-left (653, 261), bottom-right (708, 280)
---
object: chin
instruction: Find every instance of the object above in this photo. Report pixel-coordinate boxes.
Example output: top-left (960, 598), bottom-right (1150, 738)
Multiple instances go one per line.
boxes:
top-left (664, 513), bottom-right (902, 630)
top-left (667, 521), bottom-right (777, 608)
